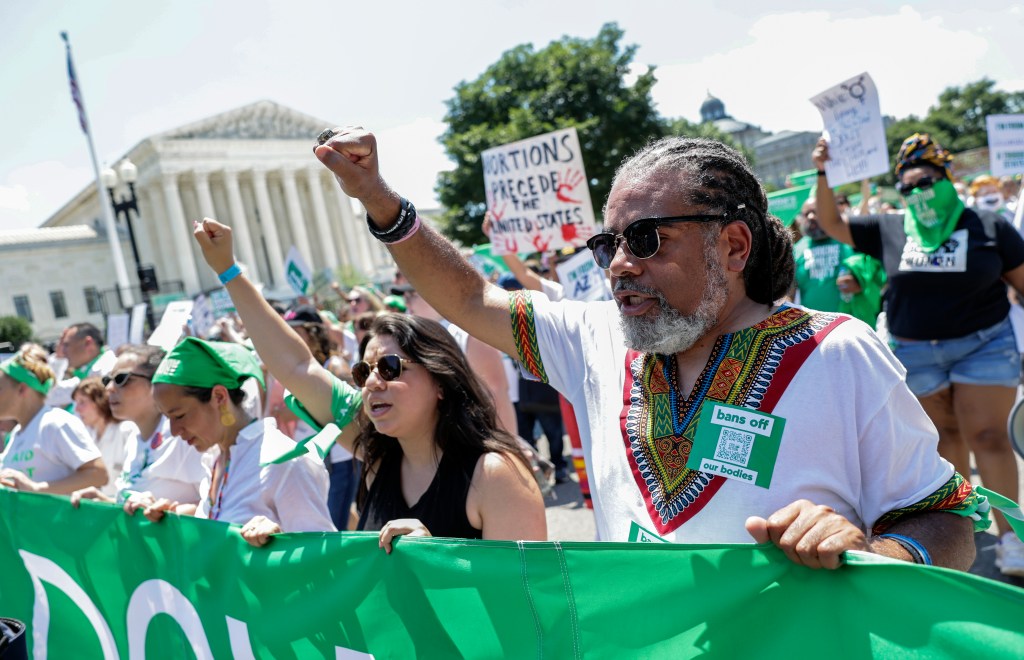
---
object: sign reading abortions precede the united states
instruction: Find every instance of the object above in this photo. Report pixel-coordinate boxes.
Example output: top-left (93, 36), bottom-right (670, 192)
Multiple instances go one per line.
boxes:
top-left (482, 127), bottom-right (596, 255)
top-left (810, 72), bottom-right (889, 187)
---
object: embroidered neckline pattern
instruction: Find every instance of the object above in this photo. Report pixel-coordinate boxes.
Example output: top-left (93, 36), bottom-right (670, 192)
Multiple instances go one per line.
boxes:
top-left (621, 306), bottom-right (841, 535)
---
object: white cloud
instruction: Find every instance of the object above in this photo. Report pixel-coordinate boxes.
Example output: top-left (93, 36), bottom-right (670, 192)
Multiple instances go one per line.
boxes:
top-left (0, 185), bottom-right (31, 213)
top-left (649, 7), bottom-right (991, 133)
top-left (0, 161), bottom-right (93, 230)
top-left (374, 118), bottom-right (454, 209)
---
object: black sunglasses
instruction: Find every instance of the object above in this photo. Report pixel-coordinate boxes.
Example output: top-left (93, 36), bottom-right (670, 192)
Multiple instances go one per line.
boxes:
top-left (895, 175), bottom-right (941, 196)
top-left (351, 355), bottom-right (417, 388)
top-left (102, 371), bottom-right (151, 388)
top-left (586, 205), bottom-right (744, 269)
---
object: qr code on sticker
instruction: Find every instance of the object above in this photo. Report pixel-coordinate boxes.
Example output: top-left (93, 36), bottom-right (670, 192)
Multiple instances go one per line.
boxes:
top-left (714, 428), bottom-right (754, 466)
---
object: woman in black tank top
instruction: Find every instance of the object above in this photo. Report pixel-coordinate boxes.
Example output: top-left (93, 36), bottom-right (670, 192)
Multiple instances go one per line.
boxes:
top-left (352, 314), bottom-right (546, 551)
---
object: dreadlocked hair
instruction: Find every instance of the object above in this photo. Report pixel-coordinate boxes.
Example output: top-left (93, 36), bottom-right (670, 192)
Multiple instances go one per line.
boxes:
top-left (612, 137), bottom-right (794, 304)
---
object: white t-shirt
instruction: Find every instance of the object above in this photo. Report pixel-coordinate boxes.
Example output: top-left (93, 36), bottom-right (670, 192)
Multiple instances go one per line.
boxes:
top-left (514, 295), bottom-right (953, 543)
top-left (0, 406), bottom-right (101, 485)
top-left (195, 418), bottom-right (335, 532)
top-left (92, 421), bottom-right (136, 497)
top-left (115, 416), bottom-right (205, 504)
top-left (45, 349), bottom-right (118, 409)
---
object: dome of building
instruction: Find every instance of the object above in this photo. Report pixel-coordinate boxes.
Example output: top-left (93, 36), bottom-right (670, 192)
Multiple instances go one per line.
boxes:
top-left (700, 92), bottom-right (727, 122)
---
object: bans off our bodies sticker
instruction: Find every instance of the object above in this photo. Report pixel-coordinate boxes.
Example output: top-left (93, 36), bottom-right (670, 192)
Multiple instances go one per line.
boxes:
top-left (685, 402), bottom-right (785, 489)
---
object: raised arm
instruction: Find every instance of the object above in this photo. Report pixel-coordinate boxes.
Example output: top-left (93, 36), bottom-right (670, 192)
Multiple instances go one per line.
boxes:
top-left (192, 219), bottom-right (338, 427)
top-left (314, 128), bottom-right (518, 358)
top-left (811, 138), bottom-right (855, 246)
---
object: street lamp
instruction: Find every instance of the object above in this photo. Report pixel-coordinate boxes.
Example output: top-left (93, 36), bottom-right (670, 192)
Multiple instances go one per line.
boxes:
top-left (101, 159), bottom-right (158, 331)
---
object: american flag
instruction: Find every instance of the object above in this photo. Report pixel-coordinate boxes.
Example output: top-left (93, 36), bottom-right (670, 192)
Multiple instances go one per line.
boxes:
top-left (61, 32), bottom-right (89, 134)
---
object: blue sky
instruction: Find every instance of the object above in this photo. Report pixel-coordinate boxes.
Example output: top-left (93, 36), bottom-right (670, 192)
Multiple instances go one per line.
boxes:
top-left (1, 1), bottom-right (1020, 230)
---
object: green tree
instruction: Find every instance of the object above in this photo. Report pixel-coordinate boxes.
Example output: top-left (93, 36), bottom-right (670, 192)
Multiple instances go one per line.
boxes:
top-left (0, 316), bottom-right (33, 351)
top-left (436, 23), bottom-right (664, 246)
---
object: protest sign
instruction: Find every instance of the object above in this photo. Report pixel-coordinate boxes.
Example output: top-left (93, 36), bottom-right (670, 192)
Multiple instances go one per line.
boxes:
top-left (146, 300), bottom-right (193, 351)
top-left (284, 245), bottom-right (312, 296)
top-left (209, 288), bottom-right (236, 317)
top-left (128, 303), bottom-right (148, 344)
top-left (987, 114), bottom-right (1024, 177)
top-left (767, 184), bottom-right (813, 227)
top-left (105, 313), bottom-right (129, 350)
top-left (482, 127), bottom-right (596, 255)
top-left (810, 72), bottom-right (889, 186)
top-left (467, 244), bottom-right (510, 280)
top-left (555, 249), bottom-right (612, 302)
top-left (1, 489), bottom-right (1023, 658)
top-left (190, 293), bottom-right (216, 339)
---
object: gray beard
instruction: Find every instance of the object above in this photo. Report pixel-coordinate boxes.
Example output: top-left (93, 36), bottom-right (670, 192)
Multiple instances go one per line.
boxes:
top-left (616, 242), bottom-right (729, 355)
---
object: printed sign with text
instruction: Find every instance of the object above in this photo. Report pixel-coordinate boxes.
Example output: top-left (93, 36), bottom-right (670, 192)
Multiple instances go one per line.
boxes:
top-left (987, 114), bottom-right (1024, 177)
top-left (482, 127), bottom-right (596, 255)
top-left (555, 249), bottom-right (612, 302)
top-left (810, 72), bottom-right (889, 187)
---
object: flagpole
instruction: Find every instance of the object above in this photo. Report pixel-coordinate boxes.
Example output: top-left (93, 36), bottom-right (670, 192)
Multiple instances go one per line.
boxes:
top-left (61, 31), bottom-right (134, 308)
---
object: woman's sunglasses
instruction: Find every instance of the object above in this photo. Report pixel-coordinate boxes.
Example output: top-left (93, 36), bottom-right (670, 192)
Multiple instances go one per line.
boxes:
top-left (585, 205), bottom-right (743, 269)
top-left (895, 175), bottom-right (940, 196)
top-left (102, 371), bottom-right (151, 388)
top-left (351, 355), bottom-right (417, 388)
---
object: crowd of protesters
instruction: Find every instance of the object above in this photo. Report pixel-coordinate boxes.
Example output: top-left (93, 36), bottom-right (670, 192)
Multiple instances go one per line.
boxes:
top-left (1, 126), bottom-right (1022, 579)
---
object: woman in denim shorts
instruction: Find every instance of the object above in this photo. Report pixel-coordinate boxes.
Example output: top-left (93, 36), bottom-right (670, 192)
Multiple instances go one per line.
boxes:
top-left (812, 134), bottom-right (1024, 575)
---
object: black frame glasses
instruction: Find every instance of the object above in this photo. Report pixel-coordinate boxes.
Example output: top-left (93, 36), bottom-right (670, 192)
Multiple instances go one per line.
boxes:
top-left (586, 205), bottom-right (745, 269)
top-left (102, 371), bottom-right (152, 388)
top-left (895, 175), bottom-right (941, 196)
top-left (351, 355), bottom-right (418, 388)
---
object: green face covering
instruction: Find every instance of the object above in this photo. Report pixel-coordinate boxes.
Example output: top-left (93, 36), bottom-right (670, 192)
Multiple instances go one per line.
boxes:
top-left (902, 178), bottom-right (965, 253)
top-left (152, 337), bottom-right (264, 391)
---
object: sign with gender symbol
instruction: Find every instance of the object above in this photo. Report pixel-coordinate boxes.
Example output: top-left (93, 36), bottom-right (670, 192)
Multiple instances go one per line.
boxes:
top-left (482, 127), bottom-right (597, 255)
top-left (810, 72), bottom-right (889, 187)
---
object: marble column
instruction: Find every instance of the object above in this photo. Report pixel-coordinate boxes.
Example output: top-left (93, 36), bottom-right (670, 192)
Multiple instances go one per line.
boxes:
top-left (160, 171), bottom-right (202, 294)
top-left (221, 169), bottom-right (261, 283)
top-left (331, 183), bottom-right (372, 276)
top-left (280, 167), bottom-right (315, 267)
top-left (303, 168), bottom-right (340, 270)
top-left (251, 167), bottom-right (286, 286)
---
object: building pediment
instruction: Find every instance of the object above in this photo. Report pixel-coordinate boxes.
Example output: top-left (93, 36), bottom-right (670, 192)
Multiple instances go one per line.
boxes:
top-left (157, 100), bottom-right (331, 141)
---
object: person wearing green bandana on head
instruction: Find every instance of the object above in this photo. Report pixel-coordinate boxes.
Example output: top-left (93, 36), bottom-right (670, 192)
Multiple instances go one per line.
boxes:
top-left (813, 133), bottom-right (1024, 577)
top-left (145, 337), bottom-right (335, 547)
top-left (0, 344), bottom-right (108, 494)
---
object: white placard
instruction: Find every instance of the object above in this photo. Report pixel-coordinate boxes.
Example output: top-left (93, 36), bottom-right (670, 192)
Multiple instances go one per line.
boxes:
top-left (106, 314), bottom-right (130, 351)
top-left (987, 114), bottom-right (1024, 177)
top-left (810, 72), bottom-right (890, 187)
top-left (482, 127), bottom-right (596, 255)
top-left (147, 300), bottom-right (193, 352)
top-left (284, 246), bottom-right (312, 296)
top-left (129, 303), bottom-right (147, 344)
top-left (555, 250), bottom-right (612, 302)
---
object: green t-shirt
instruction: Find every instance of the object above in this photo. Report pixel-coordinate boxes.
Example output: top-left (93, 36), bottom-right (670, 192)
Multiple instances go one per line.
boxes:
top-left (793, 236), bottom-right (886, 327)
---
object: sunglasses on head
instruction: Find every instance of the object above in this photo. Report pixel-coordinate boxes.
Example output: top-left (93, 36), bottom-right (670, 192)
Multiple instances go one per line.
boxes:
top-left (895, 175), bottom-right (941, 196)
top-left (351, 355), bottom-right (417, 388)
top-left (102, 371), bottom-right (151, 388)
top-left (586, 205), bottom-right (744, 269)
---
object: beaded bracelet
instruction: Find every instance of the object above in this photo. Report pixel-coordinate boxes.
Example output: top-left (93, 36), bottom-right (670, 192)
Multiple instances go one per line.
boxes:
top-left (877, 533), bottom-right (933, 565)
top-left (218, 263), bottom-right (242, 285)
top-left (366, 197), bottom-right (419, 244)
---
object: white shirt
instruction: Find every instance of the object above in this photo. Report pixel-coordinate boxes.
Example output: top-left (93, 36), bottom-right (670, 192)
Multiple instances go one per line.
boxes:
top-left (115, 416), bottom-right (205, 504)
top-left (92, 421), bottom-right (136, 497)
top-left (0, 406), bottom-right (101, 485)
top-left (45, 349), bottom-right (118, 409)
top-left (196, 418), bottom-right (335, 532)
top-left (520, 296), bottom-right (953, 543)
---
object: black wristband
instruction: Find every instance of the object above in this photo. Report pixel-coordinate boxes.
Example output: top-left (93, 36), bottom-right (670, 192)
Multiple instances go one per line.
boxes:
top-left (367, 197), bottom-right (418, 244)
top-left (817, 170), bottom-right (827, 176)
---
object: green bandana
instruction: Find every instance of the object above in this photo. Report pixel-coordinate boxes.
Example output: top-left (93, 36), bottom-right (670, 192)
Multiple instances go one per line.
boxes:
top-left (152, 337), bottom-right (264, 390)
top-left (0, 355), bottom-right (54, 395)
top-left (71, 347), bottom-right (107, 380)
top-left (902, 178), bottom-right (965, 252)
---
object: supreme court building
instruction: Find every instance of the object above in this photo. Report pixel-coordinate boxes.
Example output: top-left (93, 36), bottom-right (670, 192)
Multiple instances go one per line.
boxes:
top-left (1, 101), bottom-right (394, 341)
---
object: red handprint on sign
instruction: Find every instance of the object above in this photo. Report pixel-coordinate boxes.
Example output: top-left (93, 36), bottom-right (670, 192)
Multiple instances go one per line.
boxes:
top-left (556, 168), bottom-right (585, 204)
top-left (561, 223), bottom-right (595, 243)
top-left (531, 233), bottom-right (552, 252)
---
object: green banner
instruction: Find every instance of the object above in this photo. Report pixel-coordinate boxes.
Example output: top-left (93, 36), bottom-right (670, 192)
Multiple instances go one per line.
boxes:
top-left (1, 489), bottom-right (1023, 658)
top-left (767, 184), bottom-right (813, 226)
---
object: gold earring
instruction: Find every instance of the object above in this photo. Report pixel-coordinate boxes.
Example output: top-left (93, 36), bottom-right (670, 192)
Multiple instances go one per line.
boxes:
top-left (220, 405), bottom-right (236, 427)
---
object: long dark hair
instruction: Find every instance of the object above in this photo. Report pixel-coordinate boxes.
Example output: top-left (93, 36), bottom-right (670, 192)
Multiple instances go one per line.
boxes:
top-left (354, 313), bottom-right (528, 506)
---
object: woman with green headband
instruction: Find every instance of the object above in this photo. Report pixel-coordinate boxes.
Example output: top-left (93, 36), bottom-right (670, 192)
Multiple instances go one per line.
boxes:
top-left (146, 337), bottom-right (335, 547)
top-left (0, 344), bottom-right (108, 494)
top-left (192, 218), bottom-right (546, 550)
top-left (812, 134), bottom-right (1024, 577)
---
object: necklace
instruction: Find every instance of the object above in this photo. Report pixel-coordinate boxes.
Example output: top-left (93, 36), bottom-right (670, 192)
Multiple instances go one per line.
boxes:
top-left (208, 451), bottom-right (231, 521)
